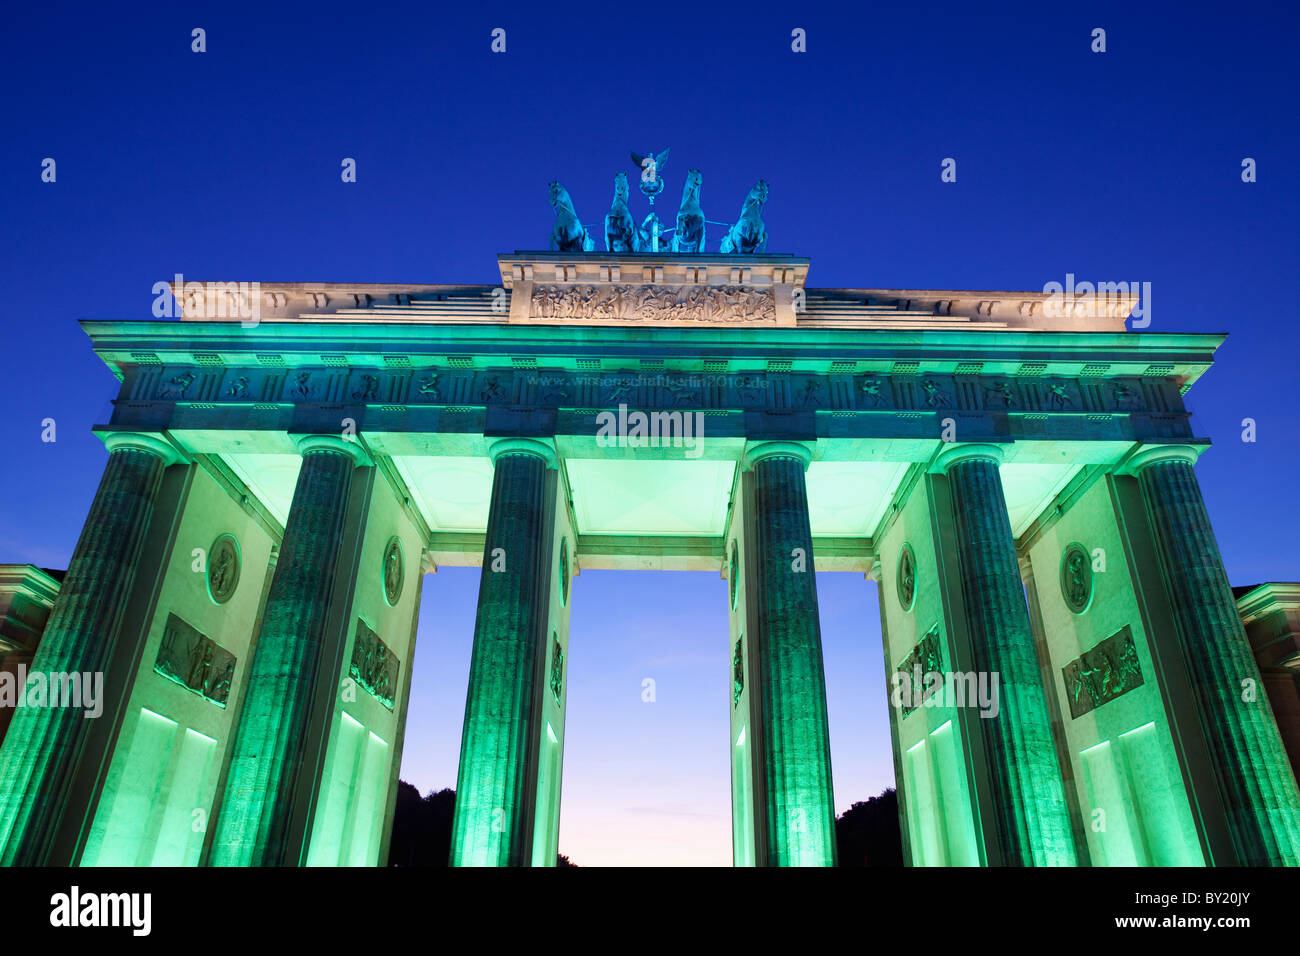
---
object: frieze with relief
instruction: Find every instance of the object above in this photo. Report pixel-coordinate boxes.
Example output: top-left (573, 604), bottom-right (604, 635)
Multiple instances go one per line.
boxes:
top-left (124, 363), bottom-right (1185, 418)
top-left (529, 284), bottom-right (776, 323)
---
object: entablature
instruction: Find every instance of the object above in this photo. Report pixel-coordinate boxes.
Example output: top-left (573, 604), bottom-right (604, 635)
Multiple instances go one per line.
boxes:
top-left (84, 320), bottom-right (1224, 397)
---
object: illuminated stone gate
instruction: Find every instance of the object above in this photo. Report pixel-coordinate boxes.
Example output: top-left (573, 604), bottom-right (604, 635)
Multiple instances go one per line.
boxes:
top-left (1, 251), bottom-right (1298, 867)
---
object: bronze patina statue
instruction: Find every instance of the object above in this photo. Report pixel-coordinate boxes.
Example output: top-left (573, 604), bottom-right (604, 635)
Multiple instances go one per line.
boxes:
top-left (548, 155), bottom-right (773, 254)
top-left (719, 180), bottom-right (769, 254)
top-left (604, 172), bottom-right (638, 252)
top-left (549, 181), bottom-right (594, 252)
top-left (671, 169), bottom-right (705, 253)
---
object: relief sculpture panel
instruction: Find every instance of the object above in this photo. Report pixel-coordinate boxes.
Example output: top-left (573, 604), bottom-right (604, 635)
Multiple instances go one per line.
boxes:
top-left (350, 618), bottom-right (399, 710)
top-left (154, 613), bottom-right (237, 706)
top-left (529, 284), bottom-right (776, 323)
top-left (1061, 625), bottom-right (1144, 719)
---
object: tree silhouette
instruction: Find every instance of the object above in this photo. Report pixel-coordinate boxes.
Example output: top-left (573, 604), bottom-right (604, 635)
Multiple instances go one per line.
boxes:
top-left (834, 787), bottom-right (903, 866)
top-left (387, 782), bottom-right (456, 867)
top-left (389, 779), bottom-right (902, 866)
top-left (387, 782), bottom-right (577, 867)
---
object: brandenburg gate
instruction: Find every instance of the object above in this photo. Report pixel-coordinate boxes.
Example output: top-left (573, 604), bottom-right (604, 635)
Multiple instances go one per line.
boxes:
top-left (1, 167), bottom-right (1298, 868)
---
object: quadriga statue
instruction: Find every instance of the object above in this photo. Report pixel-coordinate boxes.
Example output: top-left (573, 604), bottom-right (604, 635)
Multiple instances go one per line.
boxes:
top-left (719, 180), bottom-right (769, 254)
top-left (549, 181), bottom-right (595, 252)
top-left (671, 169), bottom-right (705, 253)
top-left (604, 172), bottom-right (638, 252)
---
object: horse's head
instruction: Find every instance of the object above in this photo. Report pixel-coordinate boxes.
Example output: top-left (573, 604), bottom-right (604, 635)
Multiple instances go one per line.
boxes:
top-left (549, 181), bottom-right (574, 211)
top-left (682, 169), bottom-right (702, 199)
top-left (613, 171), bottom-right (629, 202)
top-left (750, 180), bottom-right (769, 205)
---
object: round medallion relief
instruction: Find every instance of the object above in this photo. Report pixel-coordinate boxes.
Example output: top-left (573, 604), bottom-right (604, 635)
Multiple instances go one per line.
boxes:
top-left (207, 533), bottom-right (241, 605)
top-left (383, 537), bottom-right (405, 606)
top-left (896, 543), bottom-right (916, 612)
top-left (1060, 542), bottom-right (1093, 614)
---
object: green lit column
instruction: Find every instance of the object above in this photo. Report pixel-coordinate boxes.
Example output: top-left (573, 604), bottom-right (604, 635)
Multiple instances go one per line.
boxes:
top-left (0, 432), bottom-right (181, 865)
top-left (208, 434), bottom-right (365, 866)
top-left (937, 443), bottom-right (1077, 866)
top-left (744, 441), bottom-right (836, 867)
top-left (451, 439), bottom-right (556, 867)
top-left (1128, 444), bottom-right (1300, 865)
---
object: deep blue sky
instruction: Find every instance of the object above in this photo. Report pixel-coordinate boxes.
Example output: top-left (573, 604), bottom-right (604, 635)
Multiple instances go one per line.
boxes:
top-left (2, 2), bottom-right (1297, 864)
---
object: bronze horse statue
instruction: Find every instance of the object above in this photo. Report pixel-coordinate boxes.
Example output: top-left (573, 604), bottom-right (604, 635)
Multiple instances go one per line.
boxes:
top-left (604, 172), bottom-right (637, 252)
top-left (549, 181), bottom-right (594, 252)
top-left (719, 180), bottom-right (769, 254)
top-left (671, 170), bottom-right (705, 253)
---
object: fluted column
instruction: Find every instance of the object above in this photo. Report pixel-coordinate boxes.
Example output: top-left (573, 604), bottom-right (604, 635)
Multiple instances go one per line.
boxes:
top-left (0, 432), bottom-right (180, 865)
top-left (745, 441), bottom-right (836, 867)
top-left (938, 443), bottom-right (1076, 866)
top-left (451, 439), bottom-right (555, 867)
top-left (208, 435), bottom-right (365, 866)
top-left (1129, 444), bottom-right (1300, 865)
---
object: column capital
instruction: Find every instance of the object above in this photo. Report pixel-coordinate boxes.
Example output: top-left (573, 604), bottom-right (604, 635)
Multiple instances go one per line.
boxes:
top-left (931, 441), bottom-right (1005, 474)
top-left (292, 433), bottom-right (370, 465)
top-left (742, 441), bottom-right (813, 472)
top-left (96, 430), bottom-right (187, 467)
top-left (489, 438), bottom-right (557, 469)
top-left (1118, 442), bottom-right (1205, 476)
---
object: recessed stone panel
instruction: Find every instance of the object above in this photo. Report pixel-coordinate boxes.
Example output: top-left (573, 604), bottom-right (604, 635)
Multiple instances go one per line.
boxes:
top-left (1061, 625), bottom-right (1144, 719)
top-left (153, 613), bottom-right (236, 707)
top-left (350, 618), bottom-right (399, 710)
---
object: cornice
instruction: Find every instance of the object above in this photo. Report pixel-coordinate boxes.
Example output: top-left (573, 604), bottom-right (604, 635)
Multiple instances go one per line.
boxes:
top-left (0, 565), bottom-right (63, 608)
top-left (1237, 582), bottom-right (1300, 624)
